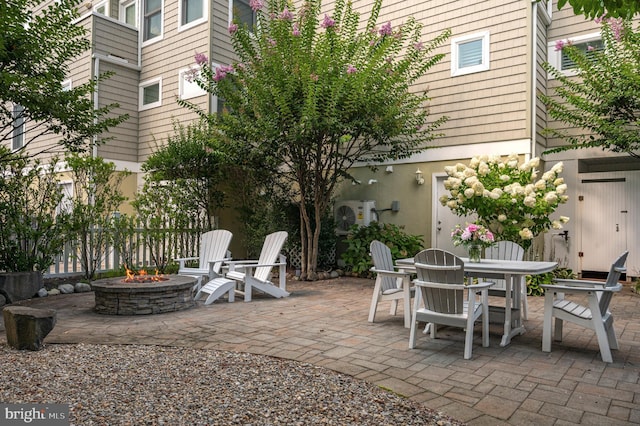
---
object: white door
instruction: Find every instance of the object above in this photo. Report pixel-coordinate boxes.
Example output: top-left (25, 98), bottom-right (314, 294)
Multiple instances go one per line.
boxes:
top-left (433, 175), bottom-right (475, 257)
top-left (579, 178), bottom-right (627, 273)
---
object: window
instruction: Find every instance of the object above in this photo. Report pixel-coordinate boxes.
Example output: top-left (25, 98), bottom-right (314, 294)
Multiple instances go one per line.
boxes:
top-left (180, 0), bottom-right (206, 29)
top-left (230, 0), bottom-right (256, 31)
top-left (57, 182), bottom-right (73, 215)
top-left (94, 0), bottom-right (109, 15)
top-left (179, 68), bottom-right (207, 100)
top-left (143, 0), bottom-right (163, 42)
top-left (139, 78), bottom-right (162, 110)
top-left (548, 32), bottom-right (602, 77)
top-left (12, 104), bottom-right (24, 151)
top-left (62, 79), bottom-right (72, 91)
top-left (120, 0), bottom-right (137, 27)
top-left (451, 31), bottom-right (490, 76)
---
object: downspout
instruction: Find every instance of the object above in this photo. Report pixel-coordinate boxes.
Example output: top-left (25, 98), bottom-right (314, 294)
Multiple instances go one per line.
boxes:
top-left (531, 1), bottom-right (538, 160)
top-left (93, 56), bottom-right (100, 159)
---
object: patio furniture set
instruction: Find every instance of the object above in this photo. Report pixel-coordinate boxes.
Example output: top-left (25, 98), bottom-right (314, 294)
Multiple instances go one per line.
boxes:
top-left (176, 230), bottom-right (290, 305)
top-left (369, 239), bottom-right (628, 363)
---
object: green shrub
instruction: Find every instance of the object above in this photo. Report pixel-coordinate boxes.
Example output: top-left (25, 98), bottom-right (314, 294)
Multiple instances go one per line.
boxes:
top-left (526, 267), bottom-right (577, 296)
top-left (340, 223), bottom-right (424, 277)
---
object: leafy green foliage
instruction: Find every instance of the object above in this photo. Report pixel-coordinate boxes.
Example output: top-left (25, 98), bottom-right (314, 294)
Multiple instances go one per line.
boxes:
top-left (526, 267), bottom-right (577, 296)
top-left (0, 0), bottom-right (128, 159)
top-left (540, 19), bottom-right (640, 156)
top-left (340, 223), bottom-right (423, 277)
top-left (0, 148), bottom-right (67, 272)
top-left (557, 0), bottom-right (640, 20)
top-left (182, 0), bottom-right (449, 279)
top-left (142, 120), bottom-right (229, 230)
top-left (65, 153), bottom-right (129, 279)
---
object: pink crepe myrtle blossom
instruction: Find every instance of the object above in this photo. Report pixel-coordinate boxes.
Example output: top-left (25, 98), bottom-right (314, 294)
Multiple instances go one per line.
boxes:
top-left (346, 64), bottom-right (357, 74)
top-left (309, 73), bottom-right (318, 81)
top-left (321, 14), bottom-right (335, 29)
top-left (228, 23), bottom-right (238, 34)
top-left (268, 38), bottom-right (277, 47)
top-left (292, 23), bottom-right (300, 36)
top-left (279, 7), bottom-right (294, 21)
top-left (554, 39), bottom-right (565, 51)
top-left (249, 0), bottom-right (263, 11)
top-left (213, 64), bottom-right (234, 82)
top-left (587, 45), bottom-right (595, 51)
top-left (413, 41), bottom-right (424, 51)
top-left (379, 21), bottom-right (392, 36)
top-left (194, 52), bottom-right (208, 66)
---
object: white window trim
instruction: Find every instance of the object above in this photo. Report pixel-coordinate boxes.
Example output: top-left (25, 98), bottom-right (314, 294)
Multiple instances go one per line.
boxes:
top-left (93, 0), bottom-right (109, 15)
top-left (142, 0), bottom-right (164, 46)
top-left (451, 31), bottom-right (491, 77)
top-left (119, 0), bottom-right (138, 28)
top-left (179, 67), bottom-right (207, 100)
top-left (139, 77), bottom-right (162, 111)
top-left (178, 0), bottom-right (207, 32)
top-left (547, 32), bottom-right (601, 78)
top-left (61, 79), bottom-right (72, 91)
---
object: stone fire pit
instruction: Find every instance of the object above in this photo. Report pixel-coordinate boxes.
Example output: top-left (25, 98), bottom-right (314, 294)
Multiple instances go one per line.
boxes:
top-left (92, 275), bottom-right (196, 315)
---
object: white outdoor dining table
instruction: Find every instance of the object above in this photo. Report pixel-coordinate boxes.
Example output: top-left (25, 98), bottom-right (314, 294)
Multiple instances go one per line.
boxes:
top-left (396, 257), bottom-right (558, 347)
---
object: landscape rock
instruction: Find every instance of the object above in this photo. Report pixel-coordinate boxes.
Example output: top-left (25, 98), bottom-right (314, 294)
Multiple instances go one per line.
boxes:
top-left (36, 288), bottom-right (49, 298)
top-left (0, 272), bottom-right (43, 304)
top-left (58, 284), bottom-right (75, 294)
top-left (48, 288), bottom-right (61, 296)
top-left (74, 282), bottom-right (92, 293)
top-left (3, 306), bottom-right (56, 351)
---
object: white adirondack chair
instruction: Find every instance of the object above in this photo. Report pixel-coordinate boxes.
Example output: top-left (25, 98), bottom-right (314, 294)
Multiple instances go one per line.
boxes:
top-left (410, 248), bottom-right (493, 360)
top-left (175, 229), bottom-right (233, 292)
top-left (541, 251), bottom-right (628, 363)
top-left (225, 231), bottom-right (289, 302)
top-left (368, 240), bottom-right (414, 328)
top-left (484, 241), bottom-right (528, 319)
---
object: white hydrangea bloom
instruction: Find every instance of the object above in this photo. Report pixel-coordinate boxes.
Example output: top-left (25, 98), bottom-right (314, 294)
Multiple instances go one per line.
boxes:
top-left (464, 188), bottom-right (475, 198)
top-left (544, 192), bottom-right (558, 204)
top-left (552, 220), bottom-right (563, 229)
top-left (524, 196), bottom-right (536, 207)
top-left (556, 184), bottom-right (567, 195)
top-left (551, 162), bottom-right (563, 173)
top-left (498, 214), bottom-right (507, 222)
top-left (560, 216), bottom-right (570, 223)
top-left (519, 228), bottom-right (533, 240)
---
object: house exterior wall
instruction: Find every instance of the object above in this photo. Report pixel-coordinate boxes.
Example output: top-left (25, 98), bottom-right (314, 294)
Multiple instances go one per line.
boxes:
top-left (13, 0), bottom-right (639, 276)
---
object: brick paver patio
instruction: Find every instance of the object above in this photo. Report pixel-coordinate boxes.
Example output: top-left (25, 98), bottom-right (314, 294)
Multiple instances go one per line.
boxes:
top-left (2, 276), bottom-right (640, 425)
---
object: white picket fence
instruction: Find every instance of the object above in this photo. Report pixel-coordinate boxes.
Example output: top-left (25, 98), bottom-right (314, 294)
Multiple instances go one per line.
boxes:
top-left (44, 225), bottom-right (205, 278)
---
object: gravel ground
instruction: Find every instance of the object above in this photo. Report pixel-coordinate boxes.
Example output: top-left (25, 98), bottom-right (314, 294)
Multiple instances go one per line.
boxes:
top-left (1, 343), bottom-right (464, 425)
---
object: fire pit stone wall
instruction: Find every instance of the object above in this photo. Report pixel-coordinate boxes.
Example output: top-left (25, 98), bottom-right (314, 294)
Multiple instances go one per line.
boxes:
top-left (93, 275), bottom-right (196, 315)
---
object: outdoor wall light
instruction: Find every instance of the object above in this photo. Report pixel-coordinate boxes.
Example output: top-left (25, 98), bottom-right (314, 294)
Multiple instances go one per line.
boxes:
top-left (415, 169), bottom-right (424, 185)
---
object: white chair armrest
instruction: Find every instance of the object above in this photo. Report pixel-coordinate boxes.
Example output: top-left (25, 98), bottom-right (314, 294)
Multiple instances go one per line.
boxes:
top-left (552, 278), bottom-right (606, 288)
top-left (370, 267), bottom-right (412, 278)
top-left (232, 262), bottom-right (285, 270)
top-left (467, 281), bottom-right (494, 290)
top-left (541, 283), bottom-right (622, 293)
top-left (174, 256), bottom-right (199, 268)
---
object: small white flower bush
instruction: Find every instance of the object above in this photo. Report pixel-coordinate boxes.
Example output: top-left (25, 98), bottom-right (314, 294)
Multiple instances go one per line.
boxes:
top-left (440, 154), bottom-right (569, 250)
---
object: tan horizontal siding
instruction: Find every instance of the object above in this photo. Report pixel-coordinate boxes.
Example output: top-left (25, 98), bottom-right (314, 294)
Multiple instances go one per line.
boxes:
top-left (93, 16), bottom-right (138, 64)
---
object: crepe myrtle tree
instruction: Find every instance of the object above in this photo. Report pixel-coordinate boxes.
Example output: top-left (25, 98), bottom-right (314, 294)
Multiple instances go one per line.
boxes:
top-left (0, 0), bottom-right (127, 162)
top-left (181, 0), bottom-right (450, 279)
top-left (557, 0), bottom-right (640, 19)
top-left (540, 18), bottom-right (640, 157)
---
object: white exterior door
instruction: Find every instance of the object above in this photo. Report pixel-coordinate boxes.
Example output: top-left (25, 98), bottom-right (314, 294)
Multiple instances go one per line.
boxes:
top-left (579, 178), bottom-right (628, 273)
top-left (433, 174), bottom-right (475, 257)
